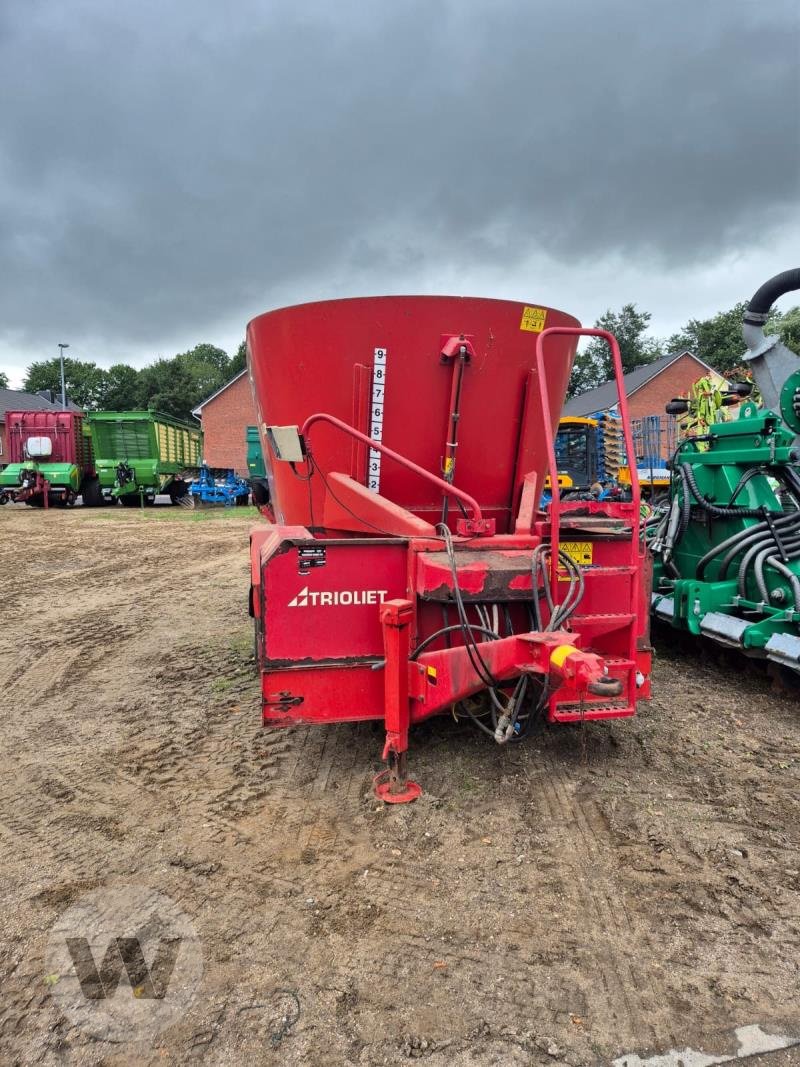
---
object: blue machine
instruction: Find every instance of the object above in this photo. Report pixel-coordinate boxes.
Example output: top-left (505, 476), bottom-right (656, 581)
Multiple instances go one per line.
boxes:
top-left (188, 465), bottom-right (251, 507)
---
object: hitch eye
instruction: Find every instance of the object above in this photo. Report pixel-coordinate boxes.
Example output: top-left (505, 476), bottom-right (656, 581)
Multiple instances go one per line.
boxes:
top-left (267, 425), bottom-right (306, 463)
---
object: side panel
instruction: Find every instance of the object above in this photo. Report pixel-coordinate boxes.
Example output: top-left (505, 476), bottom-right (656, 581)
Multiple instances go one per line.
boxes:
top-left (262, 539), bottom-right (409, 664)
top-left (5, 411), bottom-right (88, 470)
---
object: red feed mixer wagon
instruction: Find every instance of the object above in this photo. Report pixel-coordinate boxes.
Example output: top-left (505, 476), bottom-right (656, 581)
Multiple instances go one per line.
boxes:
top-left (247, 296), bottom-right (651, 801)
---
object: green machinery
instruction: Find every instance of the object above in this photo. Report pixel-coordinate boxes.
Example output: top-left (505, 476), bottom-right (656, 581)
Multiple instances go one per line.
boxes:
top-left (85, 410), bottom-right (202, 506)
top-left (246, 425), bottom-right (270, 507)
top-left (649, 267), bottom-right (800, 678)
top-left (0, 410), bottom-right (93, 507)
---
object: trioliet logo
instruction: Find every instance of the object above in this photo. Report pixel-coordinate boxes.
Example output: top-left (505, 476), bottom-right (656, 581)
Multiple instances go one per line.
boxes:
top-left (288, 586), bottom-right (389, 608)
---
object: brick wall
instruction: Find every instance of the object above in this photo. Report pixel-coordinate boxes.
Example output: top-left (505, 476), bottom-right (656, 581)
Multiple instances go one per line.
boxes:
top-left (199, 373), bottom-right (257, 475)
top-left (626, 354), bottom-right (724, 420)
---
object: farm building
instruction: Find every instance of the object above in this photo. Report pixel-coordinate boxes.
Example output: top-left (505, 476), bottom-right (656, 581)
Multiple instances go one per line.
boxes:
top-left (564, 350), bottom-right (727, 463)
top-left (191, 370), bottom-right (257, 476)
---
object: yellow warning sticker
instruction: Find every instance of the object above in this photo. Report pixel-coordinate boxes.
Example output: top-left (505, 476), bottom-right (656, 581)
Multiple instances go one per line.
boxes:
top-left (520, 306), bottom-right (548, 332)
top-left (560, 541), bottom-right (593, 566)
top-left (426, 665), bottom-right (438, 685)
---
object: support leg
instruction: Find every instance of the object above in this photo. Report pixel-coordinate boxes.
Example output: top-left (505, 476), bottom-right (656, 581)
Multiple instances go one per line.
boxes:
top-left (374, 599), bottom-right (421, 803)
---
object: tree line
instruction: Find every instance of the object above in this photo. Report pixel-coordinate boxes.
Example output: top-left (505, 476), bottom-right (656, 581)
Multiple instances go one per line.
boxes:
top-left (569, 301), bottom-right (800, 399)
top-left (16, 341), bottom-right (247, 422)
top-left (7, 297), bottom-right (800, 415)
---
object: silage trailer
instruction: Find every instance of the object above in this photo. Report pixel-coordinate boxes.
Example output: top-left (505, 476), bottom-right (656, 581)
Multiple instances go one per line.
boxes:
top-left (85, 410), bottom-right (203, 506)
top-left (0, 409), bottom-right (95, 507)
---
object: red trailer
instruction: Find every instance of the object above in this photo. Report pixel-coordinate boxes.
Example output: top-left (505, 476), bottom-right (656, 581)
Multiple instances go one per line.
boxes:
top-left (0, 410), bottom-right (95, 507)
top-left (247, 296), bottom-right (651, 800)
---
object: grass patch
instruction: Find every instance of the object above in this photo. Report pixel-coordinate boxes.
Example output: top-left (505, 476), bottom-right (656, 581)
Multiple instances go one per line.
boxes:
top-left (211, 676), bottom-right (239, 693)
top-left (85, 504), bottom-right (262, 522)
top-left (229, 628), bottom-right (255, 657)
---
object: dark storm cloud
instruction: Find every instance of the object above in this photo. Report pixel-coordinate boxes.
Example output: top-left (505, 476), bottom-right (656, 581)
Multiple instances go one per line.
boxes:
top-left (0, 0), bottom-right (798, 359)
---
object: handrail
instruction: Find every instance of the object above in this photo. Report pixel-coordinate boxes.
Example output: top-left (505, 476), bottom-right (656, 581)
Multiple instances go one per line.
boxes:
top-left (534, 327), bottom-right (641, 607)
top-left (300, 412), bottom-right (486, 524)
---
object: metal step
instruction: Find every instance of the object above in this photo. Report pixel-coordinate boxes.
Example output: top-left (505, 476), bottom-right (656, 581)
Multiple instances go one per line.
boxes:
top-left (569, 613), bottom-right (635, 637)
top-left (550, 700), bottom-right (635, 722)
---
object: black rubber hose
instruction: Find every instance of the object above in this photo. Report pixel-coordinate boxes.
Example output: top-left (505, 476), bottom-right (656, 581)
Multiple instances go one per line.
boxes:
top-left (715, 513), bottom-right (800, 580)
top-left (765, 557), bottom-right (800, 612)
top-left (738, 531), bottom-right (800, 597)
top-left (728, 466), bottom-right (764, 506)
top-left (720, 525), bottom-right (800, 581)
top-left (753, 537), bottom-right (800, 603)
top-left (744, 268), bottom-right (800, 324)
top-left (738, 533), bottom-right (788, 595)
top-left (680, 470), bottom-right (692, 536)
top-left (410, 623), bottom-right (500, 660)
top-left (717, 468), bottom-right (800, 581)
top-left (681, 463), bottom-right (764, 519)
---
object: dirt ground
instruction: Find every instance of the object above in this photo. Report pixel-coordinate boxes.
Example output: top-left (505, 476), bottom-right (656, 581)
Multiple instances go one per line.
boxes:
top-left (1, 505), bottom-right (799, 1066)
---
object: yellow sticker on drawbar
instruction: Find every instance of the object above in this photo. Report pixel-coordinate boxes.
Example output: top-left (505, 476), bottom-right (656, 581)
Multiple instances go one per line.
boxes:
top-left (520, 306), bottom-right (547, 332)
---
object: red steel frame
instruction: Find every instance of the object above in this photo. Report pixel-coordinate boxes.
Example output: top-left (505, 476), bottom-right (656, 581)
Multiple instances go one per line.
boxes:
top-left (536, 326), bottom-right (642, 619)
top-left (250, 327), bottom-right (651, 801)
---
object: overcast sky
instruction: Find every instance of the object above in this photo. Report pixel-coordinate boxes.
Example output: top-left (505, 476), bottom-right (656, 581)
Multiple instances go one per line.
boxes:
top-left (1, 0), bottom-right (798, 387)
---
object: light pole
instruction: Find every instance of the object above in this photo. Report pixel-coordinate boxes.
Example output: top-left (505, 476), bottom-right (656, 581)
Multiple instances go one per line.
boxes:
top-left (57, 343), bottom-right (69, 408)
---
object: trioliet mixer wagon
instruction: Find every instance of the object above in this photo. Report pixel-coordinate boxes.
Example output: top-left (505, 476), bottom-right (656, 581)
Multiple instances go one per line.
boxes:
top-left (247, 296), bottom-right (651, 801)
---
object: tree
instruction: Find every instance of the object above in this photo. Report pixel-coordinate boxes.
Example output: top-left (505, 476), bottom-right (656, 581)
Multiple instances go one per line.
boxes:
top-left (138, 344), bottom-right (232, 420)
top-left (138, 358), bottom-right (202, 421)
top-left (23, 357), bottom-right (108, 409)
top-left (567, 347), bottom-right (606, 398)
top-left (0, 371), bottom-right (8, 389)
top-left (99, 363), bottom-right (142, 410)
top-left (568, 304), bottom-right (662, 398)
top-left (229, 340), bottom-right (247, 375)
top-left (666, 302), bottom-right (798, 375)
top-left (668, 303), bottom-right (748, 375)
top-left (777, 307), bottom-right (800, 353)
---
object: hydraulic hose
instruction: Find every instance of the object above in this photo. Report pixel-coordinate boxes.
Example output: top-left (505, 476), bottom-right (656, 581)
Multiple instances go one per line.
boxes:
top-left (697, 464), bottom-right (800, 581)
top-left (738, 530), bottom-right (800, 598)
top-left (714, 513), bottom-right (800, 580)
top-left (753, 537), bottom-right (800, 604)
top-left (721, 525), bottom-right (800, 582)
top-left (728, 466), bottom-right (764, 506)
top-left (765, 557), bottom-right (800, 611)
top-left (410, 623), bottom-right (500, 660)
top-left (680, 463), bottom-right (764, 519)
top-left (737, 528), bottom-right (795, 593)
top-left (662, 495), bottom-right (683, 563)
